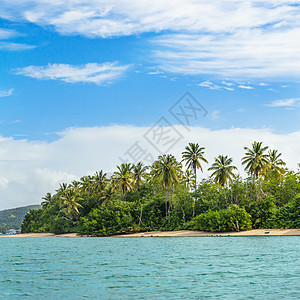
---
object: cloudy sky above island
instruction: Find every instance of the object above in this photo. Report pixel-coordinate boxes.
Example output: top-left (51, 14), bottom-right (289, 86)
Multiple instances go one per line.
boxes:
top-left (0, 0), bottom-right (300, 209)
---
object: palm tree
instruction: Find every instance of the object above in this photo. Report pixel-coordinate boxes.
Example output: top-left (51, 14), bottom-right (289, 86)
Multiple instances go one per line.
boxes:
top-left (182, 143), bottom-right (208, 188)
top-left (181, 169), bottom-right (195, 190)
top-left (151, 154), bottom-right (182, 217)
top-left (41, 192), bottom-right (53, 208)
top-left (132, 162), bottom-right (148, 189)
top-left (266, 149), bottom-right (286, 179)
top-left (56, 183), bottom-right (69, 194)
top-left (70, 180), bottom-right (81, 189)
top-left (80, 175), bottom-right (93, 195)
top-left (268, 150), bottom-right (285, 167)
top-left (113, 163), bottom-right (134, 195)
top-left (92, 170), bottom-right (108, 195)
top-left (242, 141), bottom-right (269, 182)
top-left (100, 184), bottom-right (115, 205)
top-left (208, 155), bottom-right (238, 186)
top-left (60, 189), bottom-right (83, 219)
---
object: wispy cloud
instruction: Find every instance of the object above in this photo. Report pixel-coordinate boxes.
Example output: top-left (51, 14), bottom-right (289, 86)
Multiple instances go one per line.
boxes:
top-left (198, 81), bottom-right (220, 90)
top-left (1, 1), bottom-right (300, 78)
top-left (268, 98), bottom-right (300, 108)
top-left (0, 28), bottom-right (19, 39)
top-left (238, 85), bottom-right (254, 90)
top-left (0, 28), bottom-right (35, 51)
top-left (198, 80), bottom-right (234, 91)
top-left (0, 42), bottom-right (35, 51)
top-left (14, 62), bottom-right (131, 85)
top-left (221, 81), bottom-right (234, 87)
top-left (0, 88), bottom-right (14, 97)
top-left (211, 110), bottom-right (220, 120)
top-left (153, 27), bottom-right (300, 79)
top-left (1, 1), bottom-right (299, 38)
top-left (147, 70), bottom-right (164, 75)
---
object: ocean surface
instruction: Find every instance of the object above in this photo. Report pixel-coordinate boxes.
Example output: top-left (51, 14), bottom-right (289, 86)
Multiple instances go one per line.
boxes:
top-left (0, 236), bottom-right (299, 299)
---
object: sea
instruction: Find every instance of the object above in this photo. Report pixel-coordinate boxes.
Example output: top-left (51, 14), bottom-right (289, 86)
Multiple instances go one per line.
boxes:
top-left (0, 236), bottom-right (299, 299)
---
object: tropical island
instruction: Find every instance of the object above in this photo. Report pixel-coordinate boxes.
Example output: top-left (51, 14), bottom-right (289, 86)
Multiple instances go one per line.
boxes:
top-left (21, 141), bottom-right (300, 236)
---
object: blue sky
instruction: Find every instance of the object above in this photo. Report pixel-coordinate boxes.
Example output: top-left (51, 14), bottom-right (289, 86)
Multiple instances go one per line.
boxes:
top-left (1, 3), bottom-right (300, 140)
top-left (0, 0), bottom-right (300, 208)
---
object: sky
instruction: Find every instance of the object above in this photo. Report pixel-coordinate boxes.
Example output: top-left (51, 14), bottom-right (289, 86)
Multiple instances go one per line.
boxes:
top-left (0, 0), bottom-right (300, 209)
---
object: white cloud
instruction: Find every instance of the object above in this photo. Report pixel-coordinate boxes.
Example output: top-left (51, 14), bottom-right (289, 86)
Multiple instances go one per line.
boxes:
top-left (221, 81), bottom-right (234, 86)
top-left (1, 1), bottom-right (299, 37)
top-left (152, 27), bottom-right (300, 78)
top-left (238, 85), bottom-right (254, 90)
top-left (0, 88), bottom-right (14, 97)
top-left (210, 110), bottom-right (220, 120)
top-left (198, 80), bottom-right (234, 91)
top-left (0, 28), bottom-right (18, 39)
top-left (198, 81), bottom-right (220, 90)
top-left (1, 1), bottom-right (300, 78)
top-left (0, 42), bottom-right (35, 51)
top-left (268, 97), bottom-right (300, 107)
top-left (147, 70), bottom-right (163, 75)
top-left (0, 125), bottom-right (299, 210)
top-left (0, 176), bottom-right (9, 189)
top-left (0, 28), bottom-right (34, 51)
top-left (14, 62), bottom-right (131, 85)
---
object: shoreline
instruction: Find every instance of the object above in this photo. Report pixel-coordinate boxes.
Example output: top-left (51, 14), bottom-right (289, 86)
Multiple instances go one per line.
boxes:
top-left (1, 228), bottom-right (300, 238)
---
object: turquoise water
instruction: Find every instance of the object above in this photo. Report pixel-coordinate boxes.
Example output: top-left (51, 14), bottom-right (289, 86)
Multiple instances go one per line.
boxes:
top-left (0, 237), bottom-right (299, 299)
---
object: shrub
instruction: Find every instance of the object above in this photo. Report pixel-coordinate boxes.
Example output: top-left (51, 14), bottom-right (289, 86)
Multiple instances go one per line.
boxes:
top-left (193, 205), bottom-right (252, 232)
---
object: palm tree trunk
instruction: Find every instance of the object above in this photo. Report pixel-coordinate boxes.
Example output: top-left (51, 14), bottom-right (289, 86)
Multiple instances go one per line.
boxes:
top-left (168, 185), bottom-right (174, 217)
top-left (139, 204), bottom-right (143, 226)
top-left (194, 165), bottom-right (197, 190)
top-left (165, 186), bottom-right (168, 218)
top-left (251, 174), bottom-right (255, 199)
top-left (193, 165), bottom-right (197, 218)
top-left (181, 207), bottom-right (186, 223)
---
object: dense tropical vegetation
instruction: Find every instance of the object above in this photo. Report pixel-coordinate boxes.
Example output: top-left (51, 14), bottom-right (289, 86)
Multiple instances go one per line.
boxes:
top-left (21, 142), bottom-right (300, 235)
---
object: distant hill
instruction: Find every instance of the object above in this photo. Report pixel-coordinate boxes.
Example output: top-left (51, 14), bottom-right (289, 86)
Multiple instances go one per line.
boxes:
top-left (0, 205), bottom-right (41, 232)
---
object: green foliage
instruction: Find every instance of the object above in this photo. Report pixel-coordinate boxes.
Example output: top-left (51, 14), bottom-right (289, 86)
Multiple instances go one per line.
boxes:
top-left (193, 205), bottom-right (252, 232)
top-left (77, 200), bottom-right (137, 236)
top-left (19, 143), bottom-right (300, 236)
top-left (264, 196), bottom-right (300, 228)
top-left (246, 196), bottom-right (277, 228)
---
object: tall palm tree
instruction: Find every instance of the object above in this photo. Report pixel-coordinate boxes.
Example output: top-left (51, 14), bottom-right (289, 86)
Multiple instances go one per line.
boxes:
top-left (151, 154), bottom-right (182, 217)
top-left (181, 169), bottom-right (196, 190)
top-left (56, 183), bottom-right (69, 194)
top-left (100, 184), bottom-right (115, 205)
top-left (92, 170), bottom-right (108, 195)
top-left (113, 163), bottom-right (134, 195)
top-left (60, 189), bottom-right (83, 219)
top-left (132, 162), bottom-right (148, 189)
top-left (182, 143), bottom-right (208, 188)
top-left (266, 149), bottom-right (286, 179)
top-left (242, 141), bottom-right (269, 182)
top-left (70, 180), bottom-right (81, 189)
top-left (208, 155), bottom-right (238, 186)
top-left (268, 149), bottom-right (286, 169)
top-left (41, 192), bottom-right (53, 208)
top-left (80, 175), bottom-right (93, 195)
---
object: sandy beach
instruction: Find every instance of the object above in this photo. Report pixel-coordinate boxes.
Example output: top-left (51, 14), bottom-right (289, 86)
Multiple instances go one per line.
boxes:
top-left (1, 233), bottom-right (78, 238)
top-left (116, 229), bottom-right (300, 237)
top-left (1, 229), bottom-right (300, 238)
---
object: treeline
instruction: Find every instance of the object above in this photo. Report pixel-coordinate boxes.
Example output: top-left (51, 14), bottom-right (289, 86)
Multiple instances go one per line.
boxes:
top-left (21, 142), bottom-right (300, 235)
top-left (0, 205), bottom-right (41, 233)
